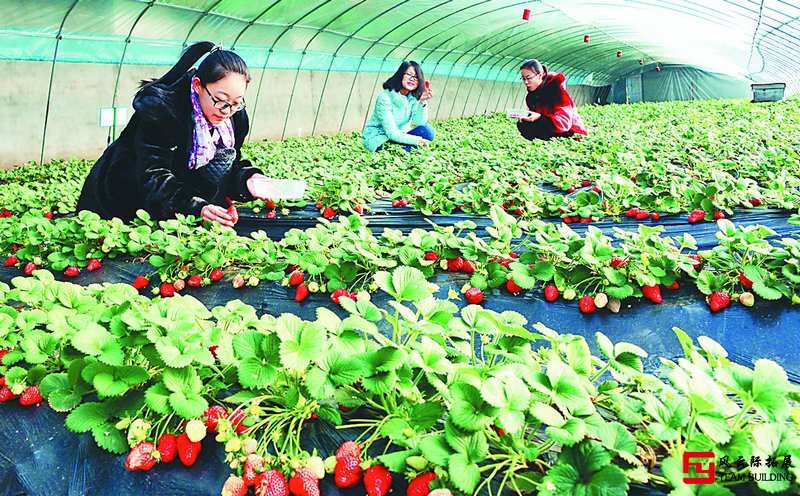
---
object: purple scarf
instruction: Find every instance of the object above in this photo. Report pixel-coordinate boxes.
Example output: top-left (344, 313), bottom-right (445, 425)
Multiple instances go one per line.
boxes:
top-left (188, 89), bottom-right (235, 170)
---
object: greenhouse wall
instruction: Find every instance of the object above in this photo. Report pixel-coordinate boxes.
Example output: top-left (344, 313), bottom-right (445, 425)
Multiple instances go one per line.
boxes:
top-left (1, 59), bottom-right (595, 167)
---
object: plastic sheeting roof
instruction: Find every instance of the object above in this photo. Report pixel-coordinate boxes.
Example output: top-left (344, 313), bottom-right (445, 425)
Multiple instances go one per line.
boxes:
top-left (1, 0), bottom-right (798, 88)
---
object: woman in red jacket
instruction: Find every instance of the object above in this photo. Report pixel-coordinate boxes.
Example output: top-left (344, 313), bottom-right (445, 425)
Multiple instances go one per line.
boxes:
top-left (516, 59), bottom-right (587, 141)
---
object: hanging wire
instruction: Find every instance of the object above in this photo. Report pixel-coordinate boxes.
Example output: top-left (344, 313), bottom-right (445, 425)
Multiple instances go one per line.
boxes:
top-left (40, 0), bottom-right (80, 166)
top-left (746, 0), bottom-right (767, 76)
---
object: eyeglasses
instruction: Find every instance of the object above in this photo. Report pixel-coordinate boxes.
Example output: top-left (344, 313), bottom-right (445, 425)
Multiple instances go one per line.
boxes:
top-left (521, 74), bottom-right (540, 82)
top-left (204, 85), bottom-right (246, 113)
top-left (404, 72), bottom-right (419, 81)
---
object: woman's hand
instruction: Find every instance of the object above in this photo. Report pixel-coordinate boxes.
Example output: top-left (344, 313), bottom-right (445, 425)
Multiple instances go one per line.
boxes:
top-left (417, 138), bottom-right (430, 147)
top-left (419, 86), bottom-right (435, 104)
top-left (246, 173), bottom-right (270, 199)
top-left (518, 111), bottom-right (541, 123)
top-left (201, 204), bottom-right (235, 227)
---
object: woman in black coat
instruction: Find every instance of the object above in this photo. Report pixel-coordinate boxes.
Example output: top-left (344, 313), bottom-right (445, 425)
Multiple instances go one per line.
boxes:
top-left (77, 42), bottom-right (272, 227)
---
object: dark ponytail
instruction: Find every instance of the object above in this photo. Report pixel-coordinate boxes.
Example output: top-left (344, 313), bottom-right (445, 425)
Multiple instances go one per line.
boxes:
top-left (520, 59), bottom-right (548, 77)
top-left (138, 41), bottom-right (251, 90)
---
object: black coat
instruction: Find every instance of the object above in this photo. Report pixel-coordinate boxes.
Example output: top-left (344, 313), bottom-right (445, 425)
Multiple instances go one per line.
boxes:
top-left (76, 70), bottom-right (262, 222)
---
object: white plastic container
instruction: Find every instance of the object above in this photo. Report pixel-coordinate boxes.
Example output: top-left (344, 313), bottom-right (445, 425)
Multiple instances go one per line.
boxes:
top-left (249, 178), bottom-right (307, 199)
top-left (507, 108), bottom-right (531, 119)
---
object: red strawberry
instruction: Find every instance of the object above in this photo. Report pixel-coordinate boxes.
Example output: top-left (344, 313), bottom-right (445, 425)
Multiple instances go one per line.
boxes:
top-left (44, 211), bottom-right (53, 219)
top-left (334, 454), bottom-right (363, 488)
top-left (400, 199), bottom-right (409, 207)
top-left (363, 465), bottom-right (392, 496)
top-left (354, 204), bottom-right (364, 214)
top-left (289, 467), bottom-right (320, 496)
top-left (650, 212), bottom-right (660, 221)
top-left (244, 454), bottom-right (266, 487)
top-left (335, 441), bottom-right (362, 460)
top-left (160, 283), bottom-right (175, 297)
top-left (506, 278), bottom-right (523, 295)
top-left (739, 272), bottom-right (753, 289)
top-left (688, 254), bottom-right (702, 270)
top-left (567, 186), bottom-right (576, 193)
top-left (714, 211), bottom-right (725, 220)
top-left (330, 288), bottom-right (350, 305)
top-left (265, 199), bottom-right (277, 210)
top-left (132, 275), bottom-right (149, 289)
top-left (447, 258), bottom-right (464, 271)
top-left (86, 258), bottom-right (102, 272)
top-left (424, 252), bottom-right (438, 261)
top-left (578, 296), bottom-right (596, 313)
top-left (497, 258), bottom-right (513, 268)
top-left (544, 285), bottom-right (559, 302)
top-left (257, 470), bottom-right (289, 496)
top-left (593, 185), bottom-right (601, 193)
top-left (492, 425), bottom-right (506, 436)
top-left (425, 80), bottom-right (430, 89)
top-left (228, 409), bottom-right (248, 434)
top-left (203, 405), bottom-right (227, 431)
top-left (23, 262), bottom-right (36, 276)
top-left (157, 433), bottom-right (178, 463)
top-left (176, 433), bottom-right (201, 467)
top-left (707, 292), bottom-right (731, 312)
top-left (210, 268), bottom-right (224, 281)
top-left (187, 275), bottom-right (203, 287)
top-left (126, 441), bottom-right (158, 471)
top-left (391, 200), bottom-right (401, 208)
top-left (315, 202), bottom-right (323, 210)
top-left (232, 275), bottom-right (246, 289)
top-left (209, 345), bottom-right (219, 358)
top-left (266, 211), bottom-right (277, 219)
top-left (4, 255), bottom-right (18, 267)
top-left (642, 285), bottom-right (662, 304)
top-left (0, 349), bottom-right (7, 364)
top-left (635, 211), bottom-right (649, 220)
top-left (407, 472), bottom-right (436, 496)
top-left (582, 180), bottom-right (591, 187)
top-left (509, 252), bottom-right (519, 259)
top-left (749, 198), bottom-right (763, 207)
top-left (322, 207), bottom-right (336, 219)
top-left (610, 256), bottom-right (628, 268)
top-left (688, 209), bottom-right (706, 223)
top-left (563, 217), bottom-right (572, 224)
top-left (227, 205), bottom-right (240, 224)
top-left (464, 287), bottom-right (484, 304)
top-left (295, 284), bottom-right (309, 302)
top-left (289, 271), bottom-right (304, 286)
top-left (665, 281), bottom-right (680, 290)
top-left (625, 207), bottom-right (640, 218)
top-left (19, 386), bottom-right (42, 406)
top-left (0, 386), bottom-right (17, 402)
top-left (222, 475), bottom-right (248, 496)
top-left (173, 279), bottom-right (186, 292)
top-left (462, 260), bottom-right (477, 273)
top-left (64, 266), bottom-right (80, 277)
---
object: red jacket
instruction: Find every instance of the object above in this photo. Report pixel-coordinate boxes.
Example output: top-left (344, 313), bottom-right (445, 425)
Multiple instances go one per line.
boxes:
top-left (525, 72), bottom-right (587, 136)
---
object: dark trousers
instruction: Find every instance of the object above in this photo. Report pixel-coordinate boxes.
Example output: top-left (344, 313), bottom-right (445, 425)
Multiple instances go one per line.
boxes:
top-left (377, 124), bottom-right (436, 151)
top-left (517, 119), bottom-right (570, 141)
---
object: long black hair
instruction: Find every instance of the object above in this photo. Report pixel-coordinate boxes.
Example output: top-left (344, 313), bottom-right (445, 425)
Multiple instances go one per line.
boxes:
top-left (520, 58), bottom-right (547, 77)
top-left (139, 42), bottom-right (251, 91)
top-left (383, 61), bottom-right (425, 100)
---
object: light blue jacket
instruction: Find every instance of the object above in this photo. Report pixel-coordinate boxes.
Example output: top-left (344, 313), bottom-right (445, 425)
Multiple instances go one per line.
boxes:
top-left (362, 89), bottom-right (428, 152)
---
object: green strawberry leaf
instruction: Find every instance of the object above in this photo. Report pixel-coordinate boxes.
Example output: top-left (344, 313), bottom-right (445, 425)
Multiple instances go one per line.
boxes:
top-left (65, 402), bottom-right (109, 433)
top-left (92, 423), bottom-right (128, 454)
top-left (448, 453), bottom-right (481, 494)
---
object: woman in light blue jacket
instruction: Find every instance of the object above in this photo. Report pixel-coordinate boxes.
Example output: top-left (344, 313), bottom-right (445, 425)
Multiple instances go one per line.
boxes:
top-left (362, 61), bottom-right (435, 152)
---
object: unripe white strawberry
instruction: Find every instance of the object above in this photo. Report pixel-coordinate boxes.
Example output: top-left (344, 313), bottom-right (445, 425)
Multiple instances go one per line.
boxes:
top-left (305, 456), bottom-right (325, 479)
top-left (185, 419), bottom-right (207, 442)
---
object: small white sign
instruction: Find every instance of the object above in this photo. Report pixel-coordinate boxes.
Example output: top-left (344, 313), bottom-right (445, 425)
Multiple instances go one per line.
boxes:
top-left (99, 107), bottom-right (128, 128)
